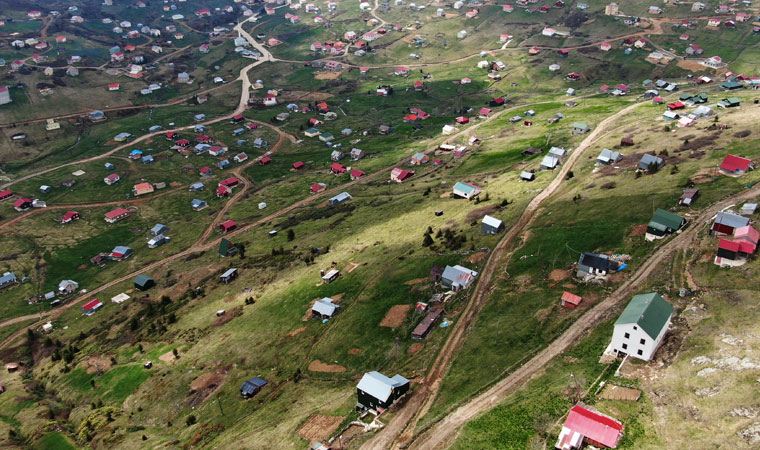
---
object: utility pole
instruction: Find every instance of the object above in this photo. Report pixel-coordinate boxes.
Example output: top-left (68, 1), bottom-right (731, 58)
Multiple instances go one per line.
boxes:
top-left (216, 393), bottom-right (225, 416)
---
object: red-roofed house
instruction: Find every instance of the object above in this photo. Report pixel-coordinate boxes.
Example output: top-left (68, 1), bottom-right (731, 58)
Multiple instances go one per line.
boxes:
top-left (556, 404), bottom-right (623, 450)
top-left (734, 225), bottom-right (759, 253)
top-left (479, 108), bottom-right (492, 118)
top-left (13, 198), bottom-right (32, 211)
top-left (108, 83), bottom-right (120, 91)
top-left (82, 299), bottom-right (104, 315)
top-left (390, 168), bottom-right (414, 182)
top-left (219, 177), bottom-right (240, 188)
top-left (219, 220), bottom-right (237, 232)
top-left (719, 154), bottom-right (753, 176)
top-left (104, 208), bottom-right (130, 223)
top-left (197, 135), bottom-right (212, 144)
top-left (104, 173), bottom-right (120, 185)
top-left (166, 131), bottom-right (179, 140)
top-left (667, 101), bottom-right (685, 111)
top-left (260, 156), bottom-right (272, 165)
top-left (561, 291), bottom-right (582, 309)
top-left (200, 166), bottom-right (212, 176)
top-left (331, 163), bottom-right (347, 174)
top-left (456, 116), bottom-right (469, 124)
top-left (310, 183), bottom-right (327, 193)
top-left (62, 211), bottom-right (80, 223)
top-left (0, 190), bottom-right (12, 201)
top-left (216, 185), bottom-right (231, 197)
top-left (132, 182), bottom-right (154, 196)
top-left (350, 169), bottom-right (365, 180)
top-left (292, 161), bottom-right (305, 170)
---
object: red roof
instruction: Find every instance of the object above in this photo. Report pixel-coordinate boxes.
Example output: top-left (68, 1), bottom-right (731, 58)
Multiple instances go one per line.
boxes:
top-left (563, 405), bottom-right (623, 448)
top-left (176, 139), bottom-right (190, 145)
top-left (293, 161), bottom-right (305, 169)
top-left (310, 183), bottom-right (325, 192)
top-left (734, 225), bottom-right (759, 244)
top-left (719, 238), bottom-right (740, 252)
top-left (667, 101), bottom-right (685, 110)
top-left (260, 156), bottom-right (272, 164)
top-left (200, 166), bottom-right (212, 173)
top-left (720, 154), bottom-right (752, 173)
top-left (13, 198), bottom-right (31, 208)
top-left (220, 219), bottom-right (236, 231)
top-left (216, 185), bottom-right (230, 196)
top-left (561, 291), bottom-right (582, 306)
top-left (108, 83), bottom-right (119, 89)
top-left (82, 299), bottom-right (102, 311)
top-left (166, 131), bottom-right (177, 138)
top-left (197, 135), bottom-right (211, 142)
top-left (479, 107), bottom-right (492, 115)
top-left (105, 208), bottom-right (130, 219)
top-left (492, 97), bottom-right (505, 104)
top-left (232, 114), bottom-right (244, 120)
top-left (414, 80), bottom-right (424, 87)
top-left (350, 169), bottom-right (365, 178)
top-left (220, 177), bottom-right (239, 187)
top-left (106, 173), bottom-right (119, 181)
top-left (331, 163), bottom-right (346, 173)
top-left (62, 211), bottom-right (79, 221)
top-left (0, 189), bottom-right (12, 199)
top-left (456, 116), bottom-right (469, 124)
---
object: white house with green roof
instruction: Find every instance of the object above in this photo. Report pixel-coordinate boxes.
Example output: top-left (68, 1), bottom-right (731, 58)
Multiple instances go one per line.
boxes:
top-left (608, 292), bottom-right (674, 361)
top-left (452, 182), bottom-right (481, 199)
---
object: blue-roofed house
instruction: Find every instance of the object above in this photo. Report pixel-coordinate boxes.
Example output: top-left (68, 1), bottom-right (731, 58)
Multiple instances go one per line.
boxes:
top-left (253, 137), bottom-right (268, 148)
top-left (329, 192), bottom-right (352, 205)
top-left (452, 182), bottom-right (481, 199)
top-left (638, 154), bottom-right (664, 171)
top-left (240, 377), bottom-right (267, 398)
top-left (150, 223), bottom-right (168, 236)
top-left (189, 182), bottom-right (205, 191)
top-left (0, 272), bottom-right (18, 289)
top-left (218, 159), bottom-right (230, 169)
top-left (191, 199), bottom-right (208, 210)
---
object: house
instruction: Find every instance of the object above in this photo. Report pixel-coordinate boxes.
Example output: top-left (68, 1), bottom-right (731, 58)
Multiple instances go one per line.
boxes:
top-left (719, 155), bottom-right (753, 176)
top-left (260, 156), bottom-right (272, 166)
top-left (109, 246), bottom-right (134, 261)
top-left (82, 299), bottom-right (104, 316)
top-left (600, 42), bottom-right (612, 52)
top-left (561, 291), bottom-right (582, 309)
top-left (58, 280), bottom-right (79, 294)
top-left (191, 199), bottom-right (208, 211)
top-left (452, 182), bottom-right (481, 199)
top-left (646, 209), bottom-right (686, 241)
top-left (410, 153), bottom-right (429, 165)
top-left (240, 377), bottom-right (267, 398)
top-left (219, 220), bottom-right (237, 233)
top-left (311, 183), bottom-right (327, 193)
top-left (104, 208), bottom-right (130, 223)
top-left (441, 265), bottom-right (478, 290)
top-left (322, 269), bottom-right (340, 283)
top-left (293, 161), bottom-right (305, 170)
top-left (680, 189), bottom-right (699, 206)
top-left (412, 309), bottom-right (443, 340)
top-left (219, 177), bottom-right (240, 189)
top-left (0, 272), bottom-right (18, 290)
top-left (609, 292), bottom-right (674, 361)
top-left (638, 154), bottom-right (664, 171)
top-left (329, 192), bottom-right (351, 205)
top-left (61, 211), bottom-right (80, 224)
top-left (741, 203), bottom-right (757, 215)
top-left (133, 274), bottom-right (155, 291)
top-left (312, 297), bottom-right (339, 319)
top-left (482, 215), bottom-right (504, 234)
top-left (540, 155), bottom-right (560, 170)
top-left (350, 148), bottom-right (365, 160)
top-left (479, 108), bottom-right (492, 118)
top-left (391, 168), bottom-right (414, 182)
top-left (572, 123), bottom-right (590, 135)
top-left (556, 404), bottom-right (623, 450)
top-left (577, 252), bottom-right (619, 278)
top-left (712, 211), bottom-right (749, 236)
top-left (0, 190), bottom-right (12, 201)
top-left (356, 371), bottom-right (410, 410)
top-left (104, 174), bottom-right (120, 185)
top-left (220, 268), bottom-right (238, 284)
top-left (717, 97), bottom-right (741, 108)
top-left (442, 125), bottom-right (458, 135)
top-left (330, 163), bottom-right (347, 175)
top-left (217, 237), bottom-right (238, 258)
top-left (349, 169), bottom-right (365, 180)
top-left (715, 225), bottom-right (760, 266)
top-left (147, 235), bottom-right (170, 248)
top-left (189, 182), bottom-right (205, 192)
top-left (520, 171), bottom-right (535, 181)
top-left (133, 183), bottom-right (154, 196)
top-left (597, 149), bottom-right (621, 165)
top-left (234, 153), bottom-right (248, 163)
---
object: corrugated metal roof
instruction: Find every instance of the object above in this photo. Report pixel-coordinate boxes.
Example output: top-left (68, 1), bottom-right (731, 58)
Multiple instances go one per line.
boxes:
top-left (562, 405), bottom-right (622, 448)
top-left (714, 211), bottom-right (749, 229)
top-left (614, 292), bottom-right (673, 340)
top-left (357, 371), bottom-right (408, 402)
top-left (482, 215), bottom-right (502, 228)
top-left (312, 297), bottom-right (338, 317)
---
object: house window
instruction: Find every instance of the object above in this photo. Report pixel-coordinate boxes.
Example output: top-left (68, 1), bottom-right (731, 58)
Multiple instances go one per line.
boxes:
top-left (624, 332), bottom-right (630, 339)
top-left (637, 349), bottom-right (643, 356)
top-left (640, 338), bottom-right (646, 345)
top-left (633, 326), bottom-right (637, 330)
top-left (622, 343), bottom-right (628, 350)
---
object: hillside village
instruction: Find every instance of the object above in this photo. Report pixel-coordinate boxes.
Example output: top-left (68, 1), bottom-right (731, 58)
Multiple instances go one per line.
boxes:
top-left (0, 0), bottom-right (760, 448)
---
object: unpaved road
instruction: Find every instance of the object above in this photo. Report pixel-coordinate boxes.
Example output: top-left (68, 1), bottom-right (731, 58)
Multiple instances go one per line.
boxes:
top-left (409, 183), bottom-right (760, 450)
top-left (361, 100), bottom-right (646, 450)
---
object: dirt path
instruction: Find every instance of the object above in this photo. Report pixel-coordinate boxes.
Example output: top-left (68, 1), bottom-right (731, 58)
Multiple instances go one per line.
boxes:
top-left (360, 99), bottom-right (647, 450)
top-left (409, 184), bottom-right (760, 450)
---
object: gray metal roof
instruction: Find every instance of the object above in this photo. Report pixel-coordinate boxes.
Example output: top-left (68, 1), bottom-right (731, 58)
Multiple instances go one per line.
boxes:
top-left (541, 155), bottom-right (560, 168)
top-left (221, 268), bottom-right (238, 278)
top-left (357, 371), bottom-right (409, 402)
top-left (639, 153), bottom-right (663, 167)
top-left (715, 211), bottom-right (750, 228)
top-left (441, 265), bottom-right (478, 287)
top-left (598, 148), bottom-right (620, 162)
top-left (312, 297), bottom-right (338, 317)
top-left (482, 215), bottom-right (502, 228)
top-left (0, 272), bottom-right (16, 285)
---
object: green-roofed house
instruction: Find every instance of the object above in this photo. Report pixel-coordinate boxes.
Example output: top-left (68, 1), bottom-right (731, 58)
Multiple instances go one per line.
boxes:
top-left (571, 122), bottom-right (590, 135)
top-left (452, 182), bottom-right (481, 200)
top-left (645, 208), bottom-right (686, 241)
top-left (133, 274), bottom-right (155, 291)
top-left (717, 97), bottom-right (741, 108)
top-left (218, 238), bottom-right (238, 258)
top-left (609, 292), bottom-right (674, 361)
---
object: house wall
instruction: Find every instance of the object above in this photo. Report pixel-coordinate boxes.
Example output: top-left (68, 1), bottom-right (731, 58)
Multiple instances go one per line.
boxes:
top-left (611, 318), bottom-right (671, 361)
